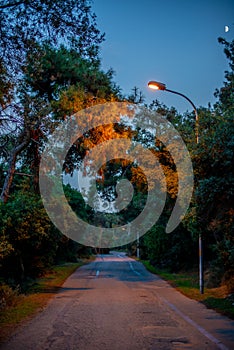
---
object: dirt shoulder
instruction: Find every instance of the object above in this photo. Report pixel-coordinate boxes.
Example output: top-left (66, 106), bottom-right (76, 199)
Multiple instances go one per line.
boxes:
top-left (0, 260), bottom-right (92, 343)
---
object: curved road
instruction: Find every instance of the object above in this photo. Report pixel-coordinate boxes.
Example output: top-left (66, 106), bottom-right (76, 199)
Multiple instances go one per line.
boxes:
top-left (1, 252), bottom-right (234, 350)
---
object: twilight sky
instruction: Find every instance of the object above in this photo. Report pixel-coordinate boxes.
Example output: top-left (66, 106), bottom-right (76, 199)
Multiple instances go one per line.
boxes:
top-left (92, 0), bottom-right (234, 113)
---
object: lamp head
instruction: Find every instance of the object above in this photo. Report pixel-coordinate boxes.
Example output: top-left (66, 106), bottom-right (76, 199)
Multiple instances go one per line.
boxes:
top-left (148, 81), bottom-right (166, 91)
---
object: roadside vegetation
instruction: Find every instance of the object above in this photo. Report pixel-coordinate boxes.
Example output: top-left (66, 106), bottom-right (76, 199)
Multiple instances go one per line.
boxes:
top-left (0, 261), bottom-right (88, 343)
top-left (0, 0), bottom-right (233, 333)
top-left (142, 260), bottom-right (234, 320)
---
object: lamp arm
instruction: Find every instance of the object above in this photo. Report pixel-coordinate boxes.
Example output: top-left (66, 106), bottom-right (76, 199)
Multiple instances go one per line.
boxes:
top-left (165, 88), bottom-right (199, 143)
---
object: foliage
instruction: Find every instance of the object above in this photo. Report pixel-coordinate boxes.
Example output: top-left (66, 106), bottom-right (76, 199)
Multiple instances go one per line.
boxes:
top-left (0, 60), bottom-right (12, 107)
top-left (0, 0), bottom-right (119, 202)
top-left (142, 224), bottom-right (196, 272)
top-left (214, 38), bottom-right (234, 113)
top-left (138, 39), bottom-right (234, 287)
top-left (178, 39), bottom-right (234, 288)
top-left (0, 44), bottom-right (120, 202)
top-left (0, 283), bottom-right (19, 310)
top-left (0, 182), bottom-right (52, 281)
top-left (0, 0), bottom-right (233, 297)
top-left (142, 261), bottom-right (234, 319)
top-left (24, 44), bottom-right (119, 103)
top-left (0, 263), bottom-right (83, 343)
top-left (0, 181), bottom-right (89, 284)
top-left (0, 0), bottom-right (104, 75)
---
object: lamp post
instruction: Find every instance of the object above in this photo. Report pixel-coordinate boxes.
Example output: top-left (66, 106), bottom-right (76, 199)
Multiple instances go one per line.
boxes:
top-left (136, 232), bottom-right (140, 259)
top-left (148, 80), bottom-right (204, 294)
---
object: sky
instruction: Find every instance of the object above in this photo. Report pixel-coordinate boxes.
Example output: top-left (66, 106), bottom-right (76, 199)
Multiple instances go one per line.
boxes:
top-left (92, 0), bottom-right (234, 113)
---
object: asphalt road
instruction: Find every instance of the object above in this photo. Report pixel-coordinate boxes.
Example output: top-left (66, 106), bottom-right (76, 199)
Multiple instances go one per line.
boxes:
top-left (1, 252), bottom-right (234, 350)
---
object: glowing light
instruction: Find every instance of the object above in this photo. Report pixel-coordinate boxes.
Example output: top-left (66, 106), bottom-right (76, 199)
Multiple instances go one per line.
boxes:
top-left (148, 83), bottom-right (159, 90)
top-left (148, 81), bottom-right (166, 90)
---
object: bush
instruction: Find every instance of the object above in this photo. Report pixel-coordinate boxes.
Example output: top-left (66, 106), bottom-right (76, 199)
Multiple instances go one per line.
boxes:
top-left (0, 187), bottom-right (56, 282)
top-left (205, 266), bottom-right (223, 288)
top-left (0, 284), bottom-right (19, 310)
top-left (223, 271), bottom-right (234, 293)
top-left (143, 224), bottom-right (196, 272)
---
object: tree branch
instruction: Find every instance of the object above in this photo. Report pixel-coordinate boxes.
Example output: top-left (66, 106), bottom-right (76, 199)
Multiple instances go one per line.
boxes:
top-left (0, 1), bottom-right (26, 9)
top-left (15, 172), bottom-right (33, 177)
top-left (0, 130), bottom-right (30, 203)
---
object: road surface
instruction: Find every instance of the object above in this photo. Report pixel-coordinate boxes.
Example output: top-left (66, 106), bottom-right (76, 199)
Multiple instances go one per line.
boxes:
top-left (1, 252), bottom-right (234, 350)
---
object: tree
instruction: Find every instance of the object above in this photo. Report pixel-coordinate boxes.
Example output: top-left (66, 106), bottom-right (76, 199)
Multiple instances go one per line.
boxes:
top-left (0, 60), bottom-right (12, 107)
top-left (24, 44), bottom-right (119, 105)
top-left (214, 38), bottom-right (234, 113)
top-left (0, 180), bottom-right (52, 281)
top-left (181, 39), bottom-right (234, 289)
top-left (0, 0), bottom-right (104, 76)
top-left (0, 0), bottom-right (119, 202)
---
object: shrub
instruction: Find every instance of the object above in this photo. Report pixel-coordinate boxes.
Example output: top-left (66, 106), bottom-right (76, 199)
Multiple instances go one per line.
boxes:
top-left (0, 283), bottom-right (19, 310)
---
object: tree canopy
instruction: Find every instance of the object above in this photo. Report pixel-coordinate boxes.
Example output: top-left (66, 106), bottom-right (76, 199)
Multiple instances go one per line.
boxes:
top-left (0, 0), bottom-right (233, 298)
top-left (0, 0), bottom-right (104, 74)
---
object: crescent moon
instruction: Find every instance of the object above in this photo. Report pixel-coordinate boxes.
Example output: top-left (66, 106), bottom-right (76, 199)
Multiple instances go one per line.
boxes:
top-left (225, 25), bottom-right (229, 33)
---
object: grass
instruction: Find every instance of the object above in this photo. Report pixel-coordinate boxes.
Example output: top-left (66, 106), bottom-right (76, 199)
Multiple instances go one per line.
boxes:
top-left (142, 260), bottom-right (234, 320)
top-left (0, 261), bottom-right (88, 343)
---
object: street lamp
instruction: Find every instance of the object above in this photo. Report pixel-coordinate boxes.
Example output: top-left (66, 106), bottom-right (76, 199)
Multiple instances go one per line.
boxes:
top-left (148, 80), bottom-right (204, 294)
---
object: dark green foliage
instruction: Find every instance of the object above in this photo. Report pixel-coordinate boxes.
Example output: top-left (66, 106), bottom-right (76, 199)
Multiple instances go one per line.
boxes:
top-left (0, 0), bottom-right (233, 297)
top-left (0, 60), bottom-right (12, 107)
top-left (178, 39), bottom-right (234, 288)
top-left (142, 225), bottom-right (196, 272)
top-left (140, 39), bottom-right (234, 288)
top-left (215, 38), bottom-right (234, 112)
top-left (0, 183), bottom-right (52, 282)
top-left (24, 45), bottom-right (119, 102)
top-left (0, 0), bottom-right (104, 74)
top-left (63, 183), bottom-right (92, 224)
top-left (0, 181), bottom-right (86, 286)
top-left (0, 0), bottom-right (113, 289)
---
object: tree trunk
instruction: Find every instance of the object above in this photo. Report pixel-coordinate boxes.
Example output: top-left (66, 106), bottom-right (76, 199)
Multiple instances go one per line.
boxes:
top-left (31, 130), bottom-right (42, 195)
top-left (0, 131), bottom-right (30, 203)
top-left (18, 251), bottom-right (25, 282)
